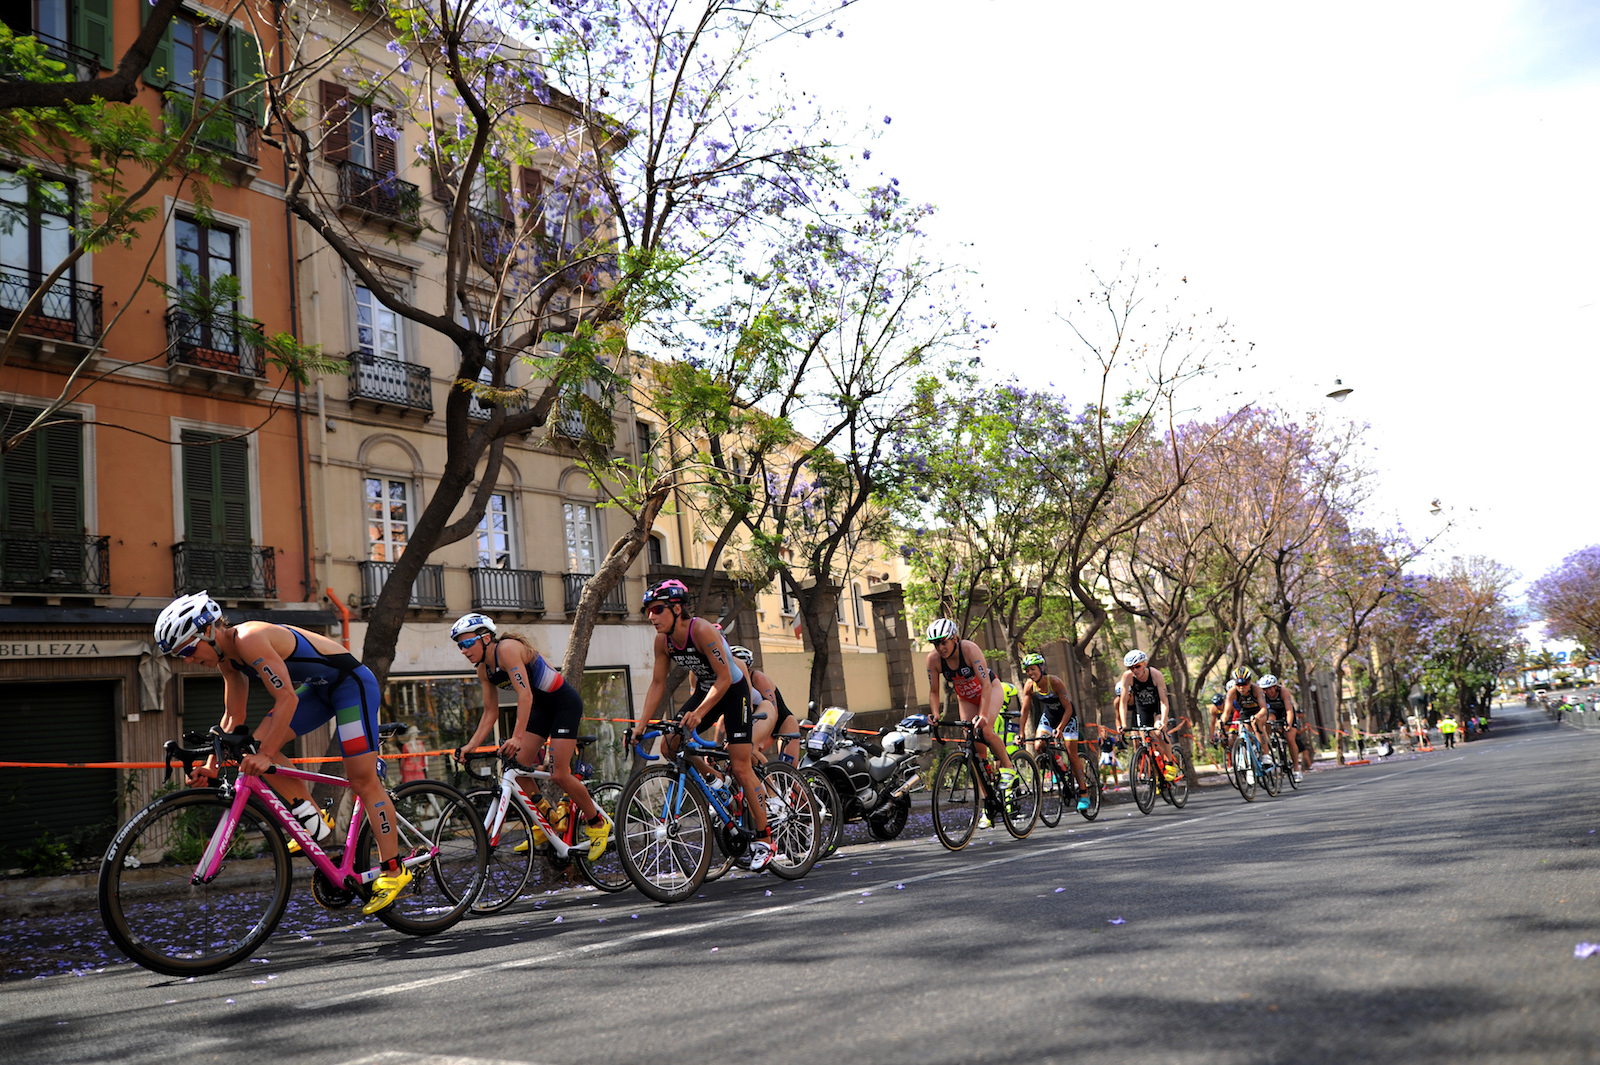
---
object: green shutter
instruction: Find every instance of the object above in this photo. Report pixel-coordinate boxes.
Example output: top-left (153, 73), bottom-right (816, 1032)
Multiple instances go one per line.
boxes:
top-left (75, 0), bottom-right (115, 71)
top-left (181, 430), bottom-right (250, 545)
top-left (181, 429), bottom-right (217, 543)
top-left (41, 418), bottom-right (83, 535)
top-left (217, 436), bottom-right (249, 543)
top-left (0, 405), bottom-right (80, 535)
top-left (142, 0), bottom-right (174, 89)
top-left (229, 26), bottom-right (265, 126)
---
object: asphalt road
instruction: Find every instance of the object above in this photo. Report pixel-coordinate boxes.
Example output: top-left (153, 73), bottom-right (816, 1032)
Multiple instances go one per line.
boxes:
top-left (5, 703), bottom-right (1600, 1065)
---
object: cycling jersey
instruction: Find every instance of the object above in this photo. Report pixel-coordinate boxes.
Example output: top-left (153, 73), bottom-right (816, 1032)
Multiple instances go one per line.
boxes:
top-left (484, 641), bottom-right (582, 739)
top-left (1030, 681), bottom-right (1071, 731)
top-left (229, 626), bottom-right (379, 756)
top-left (1229, 684), bottom-right (1260, 722)
top-left (938, 643), bottom-right (989, 705)
top-left (666, 617), bottom-right (745, 692)
top-left (1127, 671), bottom-right (1161, 730)
top-left (1263, 687), bottom-right (1289, 722)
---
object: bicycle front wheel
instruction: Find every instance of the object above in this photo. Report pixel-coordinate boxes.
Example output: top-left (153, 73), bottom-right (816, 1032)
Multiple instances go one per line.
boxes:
top-left (1276, 735), bottom-right (1298, 791)
top-left (1079, 753), bottom-right (1103, 821)
top-left (1167, 748), bottom-right (1190, 809)
top-left (359, 780), bottom-right (488, 935)
top-left (466, 787), bottom-right (535, 914)
top-left (617, 765), bottom-right (712, 903)
top-left (1233, 740), bottom-right (1257, 802)
top-left (799, 766), bottom-right (844, 857)
top-left (99, 788), bottom-right (292, 977)
top-left (931, 753), bottom-right (980, 851)
top-left (1038, 759), bottom-right (1066, 828)
top-left (1131, 747), bottom-right (1157, 814)
top-left (1002, 752), bottom-right (1041, 838)
top-left (760, 763), bottom-right (822, 880)
top-left (574, 782), bottom-right (630, 893)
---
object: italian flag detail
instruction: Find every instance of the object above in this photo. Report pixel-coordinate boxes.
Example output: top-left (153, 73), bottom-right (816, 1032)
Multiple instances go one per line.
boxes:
top-left (336, 705), bottom-right (368, 755)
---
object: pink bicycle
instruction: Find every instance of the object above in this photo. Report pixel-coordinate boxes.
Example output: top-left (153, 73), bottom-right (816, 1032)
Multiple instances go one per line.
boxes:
top-left (98, 725), bottom-right (488, 976)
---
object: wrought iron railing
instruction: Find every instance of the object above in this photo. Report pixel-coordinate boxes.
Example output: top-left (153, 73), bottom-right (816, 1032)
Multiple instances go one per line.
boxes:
top-left (0, 534), bottom-right (109, 594)
top-left (470, 567), bottom-right (545, 612)
top-left (359, 560), bottom-right (446, 610)
top-left (562, 572), bottom-right (628, 615)
top-left (172, 542), bottom-right (275, 598)
top-left (0, 31), bottom-right (99, 82)
top-left (0, 267), bottom-right (103, 346)
top-left (468, 387), bottom-right (530, 420)
top-left (336, 161), bottom-right (421, 228)
top-left (165, 306), bottom-right (264, 377)
top-left (348, 352), bottom-right (433, 413)
top-left (165, 95), bottom-right (259, 165)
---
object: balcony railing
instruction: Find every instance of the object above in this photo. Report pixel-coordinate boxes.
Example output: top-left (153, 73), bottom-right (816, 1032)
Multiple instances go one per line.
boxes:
top-left (562, 572), bottom-right (628, 615)
top-left (359, 560), bottom-right (446, 610)
top-left (0, 31), bottom-right (99, 82)
top-left (172, 542), bottom-right (275, 599)
top-left (0, 534), bottom-right (109, 594)
top-left (336, 161), bottom-right (421, 230)
top-left (468, 388), bottom-right (530, 421)
top-left (348, 352), bottom-right (432, 415)
top-left (0, 268), bottom-right (103, 347)
top-left (468, 206), bottom-right (515, 270)
top-left (165, 95), bottom-right (259, 166)
top-left (166, 306), bottom-right (264, 377)
top-left (470, 567), bottom-right (545, 613)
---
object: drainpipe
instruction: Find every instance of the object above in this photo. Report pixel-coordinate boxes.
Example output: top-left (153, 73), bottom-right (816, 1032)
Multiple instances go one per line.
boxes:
top-left (274, 0), bottom-right (312, 601)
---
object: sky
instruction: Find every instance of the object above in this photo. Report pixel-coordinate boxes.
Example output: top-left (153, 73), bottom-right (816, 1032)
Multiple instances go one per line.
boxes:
top-left (749, 0), bottom-right (1600, 600)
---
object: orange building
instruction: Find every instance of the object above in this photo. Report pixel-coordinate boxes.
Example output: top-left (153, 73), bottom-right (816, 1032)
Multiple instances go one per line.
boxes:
top-left (0, 0), bottom-right (333, 866)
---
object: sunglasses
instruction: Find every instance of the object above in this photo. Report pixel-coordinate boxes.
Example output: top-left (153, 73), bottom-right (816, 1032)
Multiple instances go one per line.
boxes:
top-left (456, 635), bottom-right (483, 650)
top-left (645, 604), bottom-right (670, 617)
top-left (173, 639), bottom-right (204, 659)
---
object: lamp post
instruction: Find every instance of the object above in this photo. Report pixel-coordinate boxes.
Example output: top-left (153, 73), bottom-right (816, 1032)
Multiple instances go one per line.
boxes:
top-left (1326, 377), bottom-right (1353, 402)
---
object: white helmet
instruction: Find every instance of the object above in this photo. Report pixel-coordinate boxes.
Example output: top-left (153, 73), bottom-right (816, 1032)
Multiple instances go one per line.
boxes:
top-left (1260, 674), bottom-right (1279, 689)
top-left (926, 617), bottom-right (958, 643)
top-left (728, 645), bottom-right (755, 665)
top-left (155, 592), bottom-right (221, 655)
top-left (451, 613), bottom-right (497, 642)
top-left (1123, 649), bottom-right (1148, 668)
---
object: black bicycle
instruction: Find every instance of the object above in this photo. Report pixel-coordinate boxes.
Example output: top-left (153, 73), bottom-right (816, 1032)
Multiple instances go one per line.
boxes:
top-left (930, 715), bottom-right (1041, 850)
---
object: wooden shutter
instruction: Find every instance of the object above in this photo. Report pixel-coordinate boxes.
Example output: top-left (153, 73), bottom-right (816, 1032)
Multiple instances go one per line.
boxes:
top-left (320, 81), bottom-right (350, 163)
top-left (75, 0), bottom-right (115, 70)
top-left (141, 0), bottom-right (174, 88)
top-left (218, 436), bottom-right (249, 543)
top-left (374, 109), bottom-right (398, 176)
top-left (0, 405), bottom-right (40, 533)
top-left (230, 27), bottom-right (266, 126)
top-left (519, 167), bottom-right (543, 220)
top-left (181, 430), bottom-right (217, 543)
top-left (181, 430), bottom-right (251, 545)
top-left (0, 405), bottom-right (81, 535)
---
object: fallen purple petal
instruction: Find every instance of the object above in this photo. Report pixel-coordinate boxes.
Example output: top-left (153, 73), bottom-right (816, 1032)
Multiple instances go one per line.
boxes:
top-left (1055, 887), bottom-right (1066, 893)
top-left (1576, 942), bottom-right (1600, 958)
top-left (1109, 917), bottom-right (1125, 925)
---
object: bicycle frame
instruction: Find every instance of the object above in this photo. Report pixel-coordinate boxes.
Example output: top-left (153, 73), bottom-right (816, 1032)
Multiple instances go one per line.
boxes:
top-left (482, 764), bottom-right (601, 862)
top-left (637, 727), bottom-right (750, 830)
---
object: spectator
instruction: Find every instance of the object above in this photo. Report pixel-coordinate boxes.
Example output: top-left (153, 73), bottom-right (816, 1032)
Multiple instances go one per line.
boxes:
top-left (1440, 715), bottom-right (1458, 749)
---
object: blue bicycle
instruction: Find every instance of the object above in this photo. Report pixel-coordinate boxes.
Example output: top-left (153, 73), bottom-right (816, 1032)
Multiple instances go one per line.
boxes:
top-left (1226, 721), bottom-right (1281, 802)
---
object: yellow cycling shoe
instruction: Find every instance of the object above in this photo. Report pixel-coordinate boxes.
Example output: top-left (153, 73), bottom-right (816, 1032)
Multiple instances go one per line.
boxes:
top-left (583, 816), bottom-right (611, 860)
top-left (512, 822), bottom-right (549, 853)
top-left (362, 866), bottom-right (413, 915)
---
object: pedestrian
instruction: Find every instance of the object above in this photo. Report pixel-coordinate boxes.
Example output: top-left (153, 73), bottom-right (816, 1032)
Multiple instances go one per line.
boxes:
top-left (1464, 716), bottom-right (1477, 741)
top-left (1439, 715), bottom-right (1458, 749)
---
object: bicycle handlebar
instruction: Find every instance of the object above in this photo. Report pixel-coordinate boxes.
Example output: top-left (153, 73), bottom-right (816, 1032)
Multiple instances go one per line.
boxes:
top-left (162, 726), bottom-right (256, 783)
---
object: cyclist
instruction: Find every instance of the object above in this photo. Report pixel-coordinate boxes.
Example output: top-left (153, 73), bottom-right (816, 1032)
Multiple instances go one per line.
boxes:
top-left (1259, 674), bottom-right (1303, 783)
top-left (154, 591), bottom-right (409, 914)
top-left (729, 644), bottom-right (801, 765)
top-left (1225, 666), bottom-right (1273, 767)
top-left (925, 618), bottom-right (1015, 828)
top-left (1207, 691), bottom-right (1226, 745)
top-left (451, 613), bottom-right (610, 859)
top-left (629, 579), bottom-right (772, 871)
top-left (1020, 652), bottom-right (1090, 812)
top-left (1116, 650), bottom-right (1175, 769)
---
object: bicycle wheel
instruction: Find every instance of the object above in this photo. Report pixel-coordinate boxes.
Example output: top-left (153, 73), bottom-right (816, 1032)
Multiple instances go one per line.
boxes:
top-left (1233, 739), bottom-right (1257, 802)
top-left (617, 765), bottom-right (712, 904)
top-left (1130, 747), bottom-right (1157, 814)
top-left (1002, 752), bottom-right (1041, 838)
top-left (1261, 746), bottom-right (1282, 797)
top-left (1167, 747), bottom-right (1190, 809)
top-left (465, 787), bottom-right (536, 914)
top-left (799, 766), bottom-right (845, 857)
top-left (1078, 754), bottom-right (1103, 821)
top-left (931, 753), bottom-right (980, 851)
top-left (99, 788), bottom-right (292, 977)
top-left (1276, 735), bottom-right (1299, 791)
top-left (1038, 758), bottom-right (1066, 828)
top-left (760, 762), bottom-right (821, 880)
top-left (574, 782), bottom-right (630, 893)
top-left (358, 780), bottom-right (488, 935)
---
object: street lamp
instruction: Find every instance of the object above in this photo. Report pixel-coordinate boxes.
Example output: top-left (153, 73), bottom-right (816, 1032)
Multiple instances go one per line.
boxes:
top-left (1326, 377), bottom-right (1353, 402)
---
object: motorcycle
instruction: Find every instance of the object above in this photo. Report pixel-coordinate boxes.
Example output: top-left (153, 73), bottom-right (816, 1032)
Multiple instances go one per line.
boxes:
top-left (801, 707), bottom-right (931, 855)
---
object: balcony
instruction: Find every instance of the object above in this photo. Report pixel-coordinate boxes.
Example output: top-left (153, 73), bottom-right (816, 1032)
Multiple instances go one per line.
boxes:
top-left (470, 567), bottom-right (545, 613)
top-left (468, 387), bottom-right (530, 422)
top-left (165, 95), bottom-right (259, 172)
top-left (173, 542), bottom-right (275, 600)
top-left (468, 207), bottom-right (515, 271)
top-left (348, 353), bottom-right (432, 417)
top-left (0, 534), bottom-right (109, 595)
top-left (562, 572), bottom-right (628, 616)
top-left (165, 307), bottom-right (264, 394)
top-left (0, 31), bottom-right (99, 83)
top-left (336, 162), bottom-right (422, 232)
top-left (0, 268), bottom-right (103, 362)
top-left (359, 560), bottom-right (446, 610)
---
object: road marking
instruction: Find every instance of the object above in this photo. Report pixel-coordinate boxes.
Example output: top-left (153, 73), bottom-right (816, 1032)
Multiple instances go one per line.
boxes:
top-left (304, 752), bottom-right (1461, 1010)
top-left (333, 1054), bottom-right (550, 1065)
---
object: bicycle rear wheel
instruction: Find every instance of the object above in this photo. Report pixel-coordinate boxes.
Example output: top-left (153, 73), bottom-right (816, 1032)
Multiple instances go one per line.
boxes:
top-left (1131, 747), bottom-right (1157, 814)
top-left (1167, 747), bottom-right (1190, 809)
top-left (1078, 747), bottom-right (1102, 821)
top-left (1002, 752), bottom-right (1041, 838)
top-left (359, 780), bottom-right (488, 935)
top-left (1038, 758), bottom-right (1066, 828)
top-left (574, 782), bottom-right (630, 893)
top-left (799, 766), bottom-right (844, 857)
top-left (465, 787), bottom-right (535, 914)
top-left (1276, 735), bottom-right (1298, 791)
top-left (99, 789), bottom-right (292, 977)
top-left (931, 753), bottom-right (979, 851)
top-left (760, 763), bottom-right (821, 879)
top-left (1233, 740), bottom-right (1257, 802)
top-left (617, 765), bottom-right (712, 903)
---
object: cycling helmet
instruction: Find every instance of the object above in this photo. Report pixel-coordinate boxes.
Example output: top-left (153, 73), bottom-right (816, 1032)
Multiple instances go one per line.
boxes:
top-left (728, 645), bottom-right (755, 665)
top-left (155, 591), bottom-right (222, 655)
top-left (450, 612), bottom-right (497, 642)
top-left (1114, 683), bottom-right (1123, 697)
top-left (926, 617), bottom-right (958, 643)
top-left (1000, 681), bottom-right (1019, 705)
top-left (1232, 665), bottom-right (1254, 685)
top-left (1259, 674), bottom-right (1279, 689)
top-left (1123, 649), bottom-right (1148, 668)
top-left (642, 579), bottom-right (689, 609)
top-left (1021, 652), bottom-right (1046, 671)
top-left (1210, 692), bottom-right (1224, 706)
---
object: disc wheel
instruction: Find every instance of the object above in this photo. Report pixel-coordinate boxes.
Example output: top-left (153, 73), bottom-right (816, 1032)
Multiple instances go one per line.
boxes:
top-left (465, 787), bottom-right (535, 914)
top-left (799, 766), bottom-right (845, 857)
top-left (931, 753), bottom-right (979, 851)
top-left (759, 763), bottom-right (821, 880)
top-left (1233, 739), bottom-right (1257, 802)
top-left (99, 788), bottom-right (291, 977)
top-left (1131, 747), bottom-right (1157, 814)
top-left (616, 765), bottom-right (711, 904)
top-left (574, 781), bottom-right (630, 893)
top-left (358, 780), bottom-right (488, 935)
top-left (1038, 758), bottom-right (1066, 828)
top-left (1002, 752), bottom-right (1041, 838)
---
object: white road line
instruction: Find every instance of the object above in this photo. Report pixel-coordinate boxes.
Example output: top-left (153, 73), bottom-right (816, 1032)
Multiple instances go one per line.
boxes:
top-left (304, 754), bottom-right (1456, 1010)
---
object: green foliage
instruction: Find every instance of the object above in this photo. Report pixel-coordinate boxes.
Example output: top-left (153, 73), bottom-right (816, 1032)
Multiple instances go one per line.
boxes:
top-left (14, 831), bottom-right (72, 877)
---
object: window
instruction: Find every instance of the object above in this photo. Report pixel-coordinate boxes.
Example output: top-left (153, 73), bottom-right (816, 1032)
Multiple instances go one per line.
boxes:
top-left (172, 12), bottom-right (227, 101)
top-left (3, 0), bottom-right (113, 72)
top-left (365, 476), bottom-right (411, 562)
top-left (646, 533), bottom-right (664, 567)
top-left (0, 403), bottom-right (82, 537)
top-left (563, 501), bottom-right (598, 574)
top-left (780, 582), bottom-right (796, 617)
top-left (853, 581), bottom-right (866, 627)
top-left (0, 169), bottom-right (75, 318)
top-left (180, 430), bottom-right (249, 545)
top-left (635, 420), bottom-right (654, 460)
top-left (322, 83), bottom-right (398, 176)
top-left (354, 284), bottom-right (401, 360)
top-left (476, 492), bottom-right (513, 569)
